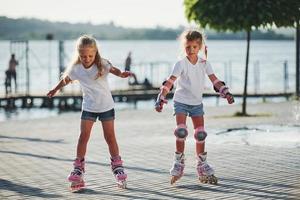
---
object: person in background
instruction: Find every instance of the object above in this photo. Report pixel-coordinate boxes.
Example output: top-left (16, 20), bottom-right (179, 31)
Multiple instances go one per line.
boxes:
top-left (4, 70), bottom-right (12, 96)
top-left (7, 54), bottom-right (18, 93)
top-left (124, 51), bottom-right (138, 84)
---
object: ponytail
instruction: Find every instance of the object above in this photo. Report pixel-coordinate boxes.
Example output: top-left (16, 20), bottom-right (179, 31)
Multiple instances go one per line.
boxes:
top-left (204, 45), bottom-right (208, 60)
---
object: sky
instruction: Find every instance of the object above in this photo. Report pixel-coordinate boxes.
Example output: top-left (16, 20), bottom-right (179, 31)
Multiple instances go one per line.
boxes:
top-left (0, 0), bottom-right (190, 28)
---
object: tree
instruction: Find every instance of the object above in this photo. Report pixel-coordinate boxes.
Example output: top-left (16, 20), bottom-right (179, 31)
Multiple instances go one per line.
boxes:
top-left (184, 0), bottom-right (300, 115)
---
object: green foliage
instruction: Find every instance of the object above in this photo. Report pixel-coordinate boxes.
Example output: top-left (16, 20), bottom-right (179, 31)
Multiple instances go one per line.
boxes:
top-left (184, 0), bottom-right (300, 32)
top-left (184, 0), bottom-right (300, 116)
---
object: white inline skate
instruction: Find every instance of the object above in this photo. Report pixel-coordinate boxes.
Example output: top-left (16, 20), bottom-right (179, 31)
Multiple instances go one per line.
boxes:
top-left (68, 158), bottom-right (85, 192)
top-left (170, 153), bottom-right (185, 184)
top-left (111, 156), bottom-right (127, 188)
top-left (197, 152), bottom-right (218, 184)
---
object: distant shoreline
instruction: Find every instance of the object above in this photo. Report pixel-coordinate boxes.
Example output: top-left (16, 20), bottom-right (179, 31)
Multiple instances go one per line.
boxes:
top-left (0, 16), bottom-right (294, 41)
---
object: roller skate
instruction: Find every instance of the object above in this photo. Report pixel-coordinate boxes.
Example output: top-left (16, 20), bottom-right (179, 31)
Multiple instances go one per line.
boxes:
top-left (196, 152), bottom-right (218, 185)
top-left (111, 156), bottom-right (127, 189)
top-left (170, 152), bottom-right (185, 185)
top-left (68, 158), bottom-right (85, 192)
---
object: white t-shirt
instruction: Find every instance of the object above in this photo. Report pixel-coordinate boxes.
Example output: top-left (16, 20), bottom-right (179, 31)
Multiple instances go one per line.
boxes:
top-left (68, 58), bottom-right (114, 112)
top-left (171, 56), bottom-right (214, 105)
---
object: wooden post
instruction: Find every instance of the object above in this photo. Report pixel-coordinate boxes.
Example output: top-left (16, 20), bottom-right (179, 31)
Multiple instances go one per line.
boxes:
top-left (25, 41), bottom-right (30, 96)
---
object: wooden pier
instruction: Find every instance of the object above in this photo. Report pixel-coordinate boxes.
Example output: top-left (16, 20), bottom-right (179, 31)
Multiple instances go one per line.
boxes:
top-left (0, 88), bottom-right (294, 111)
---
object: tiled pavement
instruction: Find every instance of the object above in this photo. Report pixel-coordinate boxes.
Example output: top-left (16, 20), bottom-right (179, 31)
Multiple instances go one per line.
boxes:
top-left (0, 106), bottom-right (299, 200)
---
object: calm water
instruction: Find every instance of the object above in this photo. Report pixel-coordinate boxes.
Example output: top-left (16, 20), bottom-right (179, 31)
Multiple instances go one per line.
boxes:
top-left (0, 40), bottom-right (296, 121)
top-left (0, 40), bottom-right (296, 94)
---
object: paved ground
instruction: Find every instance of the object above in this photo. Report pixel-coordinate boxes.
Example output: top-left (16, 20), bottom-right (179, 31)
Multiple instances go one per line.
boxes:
top-left (0, 101), bottom-right (299, 199)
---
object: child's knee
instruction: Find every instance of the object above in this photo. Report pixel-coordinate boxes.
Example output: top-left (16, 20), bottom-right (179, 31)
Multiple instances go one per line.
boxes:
top-left (194, 126), bottom-right (207, 144)
top-left (174, 124), bottom-right (188, 141)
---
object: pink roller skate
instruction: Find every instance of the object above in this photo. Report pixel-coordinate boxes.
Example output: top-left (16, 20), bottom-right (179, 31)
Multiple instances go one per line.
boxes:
top-left (197, 152), bottom-right (218, 184)
top-left (111, 156), bottom-right (127, 188)
top-left (170, 153), bottom-right (185, 184)
top-left (68, 158), bottom-right (85, 191)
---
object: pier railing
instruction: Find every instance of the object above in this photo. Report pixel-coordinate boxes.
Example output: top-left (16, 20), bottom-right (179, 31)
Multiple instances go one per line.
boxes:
top-left (0, 40), bottom-right (296, 110)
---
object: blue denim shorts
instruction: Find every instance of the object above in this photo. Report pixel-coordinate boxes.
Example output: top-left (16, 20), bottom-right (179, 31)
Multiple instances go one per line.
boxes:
top-left (81, 109), bottom-right (115, 122)
top-left (173, 101), bottom-right (204, 117)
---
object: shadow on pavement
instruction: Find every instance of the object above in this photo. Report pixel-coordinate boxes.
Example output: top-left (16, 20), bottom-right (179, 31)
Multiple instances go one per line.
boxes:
top-left (126, 187), bottom-right (201, 200)
top-left (0, 150), bottom-right (169, 175)
top-left (0, 179), bottom-right (62, 198)
top-left (0, 135), bottom-right (64, 143)
top-left (177, 177), bottom-right (297, 200)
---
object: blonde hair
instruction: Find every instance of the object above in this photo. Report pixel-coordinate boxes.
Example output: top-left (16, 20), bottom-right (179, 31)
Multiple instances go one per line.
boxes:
top-left (179, 29), bottom-right (207, 59)
top-left (62, 35), bottom-right (104, 80)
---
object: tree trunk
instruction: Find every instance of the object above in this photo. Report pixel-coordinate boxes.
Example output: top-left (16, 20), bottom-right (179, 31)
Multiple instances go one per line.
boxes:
top-left (242, 31), bottom-right (251, 115)
top-left (296, 21), bottom-right (299, 99)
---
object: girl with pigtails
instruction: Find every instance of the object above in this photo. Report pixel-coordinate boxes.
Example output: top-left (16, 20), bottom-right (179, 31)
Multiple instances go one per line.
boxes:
top-left (155, 29), bottom-right (234, 185)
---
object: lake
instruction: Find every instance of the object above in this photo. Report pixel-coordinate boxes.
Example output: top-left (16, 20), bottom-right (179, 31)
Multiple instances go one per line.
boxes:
top-left (0, 39), bottom-right (296, 121)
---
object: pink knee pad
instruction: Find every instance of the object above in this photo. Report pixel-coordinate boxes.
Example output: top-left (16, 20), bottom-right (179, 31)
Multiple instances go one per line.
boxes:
top-left (194, 127), bottom-right (207, 143)
top-left (174, 124), bottom-right (188, 141)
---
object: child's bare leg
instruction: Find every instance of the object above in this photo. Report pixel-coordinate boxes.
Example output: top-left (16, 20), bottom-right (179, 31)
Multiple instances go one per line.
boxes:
top-left (191, 116), bottom-right (205, 155)
top-left (170, 114), bottom-right (187, 184)
top-left (102, 119), bottom-right (127, 188)
top-left (175, 114), bottom-right (187, 153)
top-left (76, 120), bottom-right (94, 159)
top-left (101, 119), bottom-right (119, 157)
top-left (192, 116), bottom-right (217, 184)
top-left (68, 119), bottom-right (93, 190)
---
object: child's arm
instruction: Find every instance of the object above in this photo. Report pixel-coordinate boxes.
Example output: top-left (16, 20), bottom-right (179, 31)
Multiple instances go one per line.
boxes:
top-left (110, 66), bottom-right (132, 78)
top-left (208, 74), bottom-right (234, 104)
top-left (47, 76), bottom-right (71, 98)
top-left (155, 76), bottom-right (177, 112)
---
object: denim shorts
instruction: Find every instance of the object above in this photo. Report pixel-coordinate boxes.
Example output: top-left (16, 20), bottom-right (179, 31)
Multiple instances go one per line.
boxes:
top-left (81, 109), bottom-right (115, 122)
top-left (173, 101), bottom-right (204, 117)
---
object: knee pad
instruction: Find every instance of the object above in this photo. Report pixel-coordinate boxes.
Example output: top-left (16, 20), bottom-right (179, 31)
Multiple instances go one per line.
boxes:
top-left (174, 124), bottom-right (188, 141)
top-left (194, 127), bottom-right (207, 143)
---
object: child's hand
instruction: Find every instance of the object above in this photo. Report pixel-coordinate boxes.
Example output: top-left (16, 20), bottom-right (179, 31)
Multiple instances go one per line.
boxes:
top-left (155, 94), bottom-right (167, 112)
top-left (226, 93), bottom-right (234, 104)
top-left (155, 101), bottom-right (164, 112)
top-left (120, 71), bottom-right (133, 78)
top-left (47, 89), bottom-right (58, 98)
